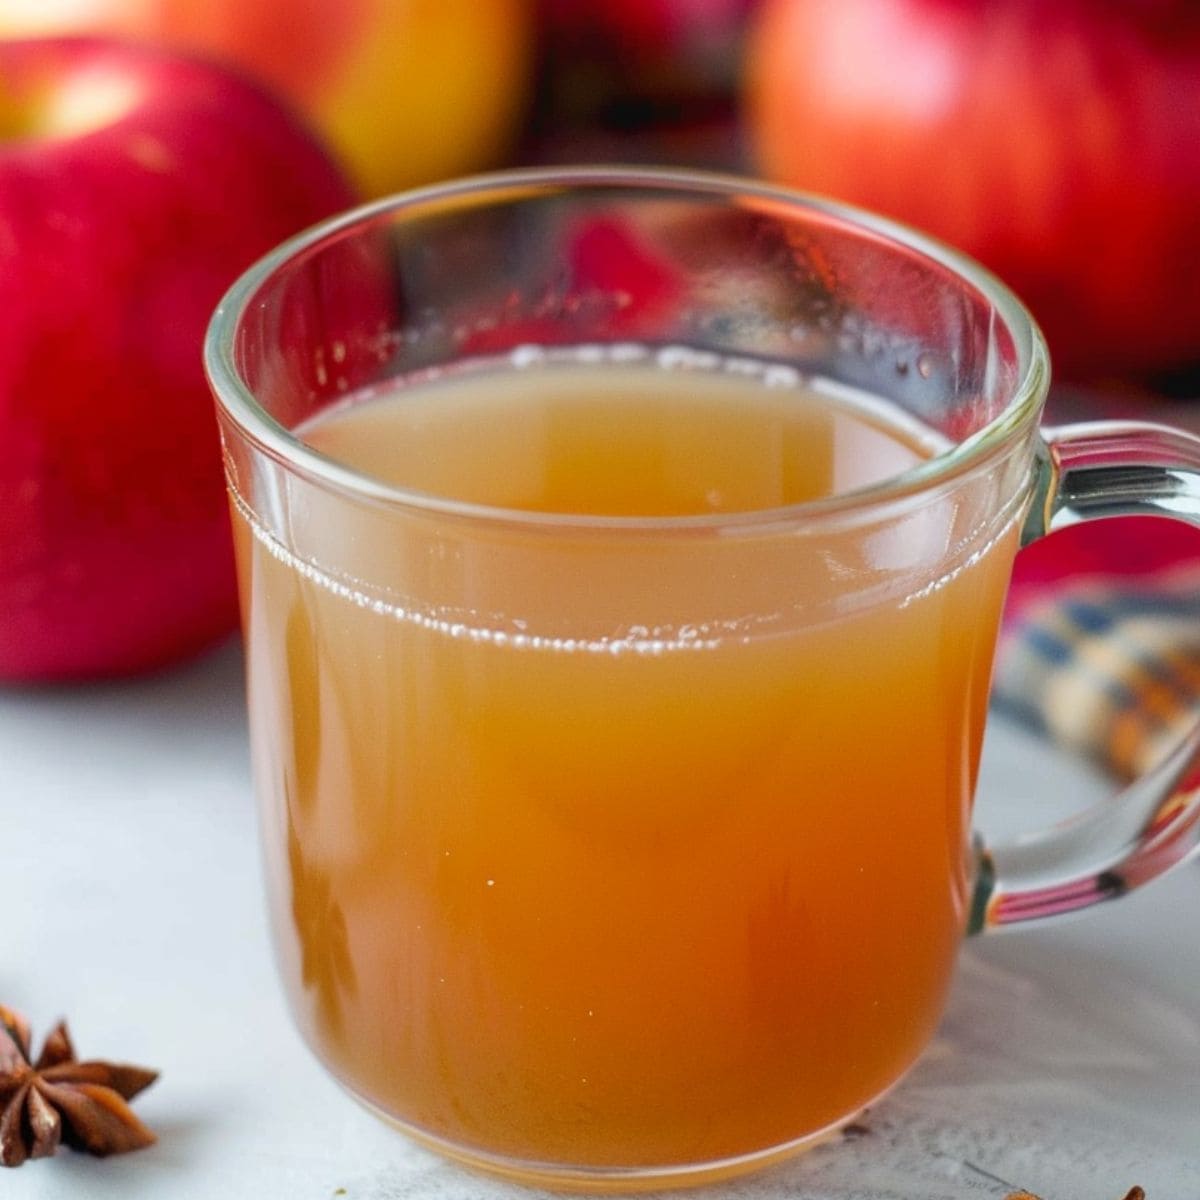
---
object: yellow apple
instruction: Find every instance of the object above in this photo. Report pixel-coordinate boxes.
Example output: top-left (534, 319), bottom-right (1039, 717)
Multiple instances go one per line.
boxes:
top-left (0, 0), bottom-right (537, 197)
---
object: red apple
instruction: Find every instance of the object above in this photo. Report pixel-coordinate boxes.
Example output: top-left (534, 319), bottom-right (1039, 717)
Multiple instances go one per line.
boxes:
top-left (745, 0), bottom-right (1200, 379)
top-left (537, 0), bottom-right (756, 95)
top-left (0, 0), bottom-right (537, 199)
top-left (533, 0), bottom-right (756, 141)
top-left (0, 36), bottom-right (357, 682)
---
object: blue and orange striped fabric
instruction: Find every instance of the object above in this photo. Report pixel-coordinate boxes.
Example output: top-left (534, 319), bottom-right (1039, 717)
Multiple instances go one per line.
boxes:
top-left (994, 564), bottom-right (1200, 782)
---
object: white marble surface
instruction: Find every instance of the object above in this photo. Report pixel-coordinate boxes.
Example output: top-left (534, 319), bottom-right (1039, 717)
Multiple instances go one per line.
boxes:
top-left (3, 638), bottom-right (1198, 1199)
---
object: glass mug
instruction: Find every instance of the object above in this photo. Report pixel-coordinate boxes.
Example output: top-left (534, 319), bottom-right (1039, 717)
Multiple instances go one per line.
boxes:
top-left (204, 169), bottom-right (1200, 1190)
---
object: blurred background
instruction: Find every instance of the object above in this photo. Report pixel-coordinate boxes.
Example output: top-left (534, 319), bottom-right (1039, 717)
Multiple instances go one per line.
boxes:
top-left (2, 0), bottom-right (1199, 704)
top-left (6, 0), bottom-right (1199, 389)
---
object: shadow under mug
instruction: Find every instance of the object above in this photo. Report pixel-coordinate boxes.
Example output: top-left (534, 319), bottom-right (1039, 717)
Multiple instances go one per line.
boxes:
top-left (204, 168), bottom-right (1200, 1191)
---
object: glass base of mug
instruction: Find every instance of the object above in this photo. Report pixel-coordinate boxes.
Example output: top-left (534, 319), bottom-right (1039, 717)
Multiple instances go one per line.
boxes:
top-left (348, 1090), bottom-right (871, 1193)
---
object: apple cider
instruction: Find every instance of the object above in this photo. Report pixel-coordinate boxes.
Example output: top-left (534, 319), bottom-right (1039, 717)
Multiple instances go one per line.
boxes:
top-left (231, 348), bottom-right (1023, 1177)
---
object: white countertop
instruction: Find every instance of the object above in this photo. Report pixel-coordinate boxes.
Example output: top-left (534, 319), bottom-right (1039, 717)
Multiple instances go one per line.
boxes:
top-left (3, 638), bottom-right (1198, 1199)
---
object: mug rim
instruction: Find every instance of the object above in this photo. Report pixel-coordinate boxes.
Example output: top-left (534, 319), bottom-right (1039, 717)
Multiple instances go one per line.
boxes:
top-left (203, 165), bottom-right (1051, 533)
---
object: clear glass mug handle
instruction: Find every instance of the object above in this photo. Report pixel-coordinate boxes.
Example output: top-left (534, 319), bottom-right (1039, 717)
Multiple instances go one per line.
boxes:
top-left (969, 421), bottom-right (1200, 932)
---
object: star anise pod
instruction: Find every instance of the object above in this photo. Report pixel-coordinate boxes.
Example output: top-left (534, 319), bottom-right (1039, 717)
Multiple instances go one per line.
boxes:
top-left (0, 1005), bottom-right (158, 1168)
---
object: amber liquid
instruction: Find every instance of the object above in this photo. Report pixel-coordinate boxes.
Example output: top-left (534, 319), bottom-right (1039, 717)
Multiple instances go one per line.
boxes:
top-left (233, 351), bottom-right (1021, 1184)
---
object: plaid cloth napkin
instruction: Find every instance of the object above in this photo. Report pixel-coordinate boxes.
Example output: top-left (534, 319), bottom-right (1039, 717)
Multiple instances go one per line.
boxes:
top-left (996, 385), bottom-right (1200, 782)
top-left (994, 549), bottom-right (1200, 783)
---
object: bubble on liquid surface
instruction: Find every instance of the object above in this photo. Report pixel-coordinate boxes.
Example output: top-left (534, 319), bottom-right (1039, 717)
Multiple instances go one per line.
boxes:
top-left (510, 344), bottom-right (546, 369)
